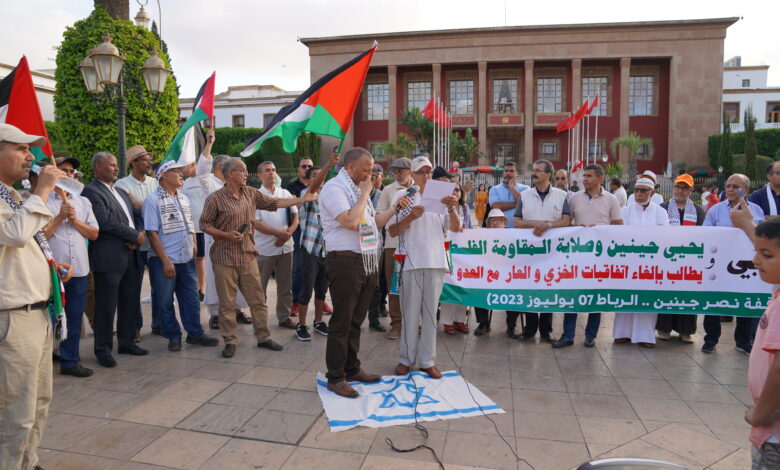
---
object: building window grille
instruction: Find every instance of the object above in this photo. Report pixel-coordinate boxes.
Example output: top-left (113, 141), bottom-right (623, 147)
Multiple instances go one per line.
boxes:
top-left (407, 81), bottom-right (431, 112)
top-left (582, 76), bottom-right (608, 116)
top-left (366, 83), bottom-right (389, 120)
top-left (629, 76), bottom-right (654, 116)
top-left (536, 77), bottom-right (562, 113)
top-left (232, 115), bottom-right (245, 127)
top-left (449, 80), bottom-right (474, 114)
top-left (492, 79), bottom-right (518, 113)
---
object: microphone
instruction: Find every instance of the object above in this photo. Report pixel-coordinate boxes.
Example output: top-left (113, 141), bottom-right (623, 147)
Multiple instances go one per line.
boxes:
top-left (395, 186), bottom-right (417, 212)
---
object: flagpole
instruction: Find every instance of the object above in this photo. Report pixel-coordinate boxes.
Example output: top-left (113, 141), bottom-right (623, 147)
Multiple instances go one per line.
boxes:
top-left (585, 95), bottom-right (590, 166)
top-left (433, 92), bottom-right (437, 167)
top-left (595, 93), bottom-right (600, 166)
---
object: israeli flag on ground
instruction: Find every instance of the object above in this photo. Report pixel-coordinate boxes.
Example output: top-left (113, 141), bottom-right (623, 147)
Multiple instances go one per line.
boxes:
top-left (316, 371), bottom-right (504, 432)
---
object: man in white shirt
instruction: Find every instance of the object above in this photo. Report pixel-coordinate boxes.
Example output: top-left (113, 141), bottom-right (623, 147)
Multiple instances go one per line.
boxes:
top-left (44, 157), bottom-right (99, 378)
top-left (388, 156), bottom-right (460, 379)
top-left (253, 161), bottom-right (298, 332)
top-left (614, 177), bottom-right (669, 347)
top-left (610, 178), bottom-right (628, 207)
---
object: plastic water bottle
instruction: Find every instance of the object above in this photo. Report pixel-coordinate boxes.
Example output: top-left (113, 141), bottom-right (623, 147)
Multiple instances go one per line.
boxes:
top-left (30, 163), bottom-right (84, 196)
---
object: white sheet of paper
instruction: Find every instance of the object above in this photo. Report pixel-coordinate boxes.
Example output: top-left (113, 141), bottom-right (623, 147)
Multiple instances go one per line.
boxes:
top-left (420, 180), bottom-right (456, 214)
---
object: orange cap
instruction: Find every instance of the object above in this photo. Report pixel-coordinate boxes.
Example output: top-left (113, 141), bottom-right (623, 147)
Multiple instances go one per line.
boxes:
top-left (674, 174), bottom-right (694, 187)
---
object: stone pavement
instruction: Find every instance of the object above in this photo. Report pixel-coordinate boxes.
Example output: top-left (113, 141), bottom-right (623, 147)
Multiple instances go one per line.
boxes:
top-left (40, 279), bottom-right (752, 470)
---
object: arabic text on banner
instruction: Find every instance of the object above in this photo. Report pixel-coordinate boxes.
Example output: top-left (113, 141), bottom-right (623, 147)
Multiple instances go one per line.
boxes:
top-left (440, 226), bottom-right (770, 316)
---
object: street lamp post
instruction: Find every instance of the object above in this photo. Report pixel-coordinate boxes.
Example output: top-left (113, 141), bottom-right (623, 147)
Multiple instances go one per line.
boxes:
top-left (79, 35), bottom-right (170, 177)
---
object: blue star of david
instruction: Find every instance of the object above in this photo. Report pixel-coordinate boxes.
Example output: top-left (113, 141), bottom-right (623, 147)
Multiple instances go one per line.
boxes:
top-left (372, 376), bottom-right (440, 409)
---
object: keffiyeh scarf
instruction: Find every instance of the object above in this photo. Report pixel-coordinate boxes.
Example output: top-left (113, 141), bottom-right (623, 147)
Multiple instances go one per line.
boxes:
top-left (337, 169), bottom-right (381, 275)
top-left (156, 186), bottom-right (195, 235)
top-left (666, 199), bottom-right (698, 226)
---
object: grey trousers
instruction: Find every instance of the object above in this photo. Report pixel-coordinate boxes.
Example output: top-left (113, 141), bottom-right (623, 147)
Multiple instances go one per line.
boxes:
top-left (399, 268), bottom-right (444, 369)
top-left (258, 252), bottom-right (294, 323)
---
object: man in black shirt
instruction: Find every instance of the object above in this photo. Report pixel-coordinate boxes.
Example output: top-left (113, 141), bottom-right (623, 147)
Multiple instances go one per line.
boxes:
top-left (286, 157), bottom-right (314, 316)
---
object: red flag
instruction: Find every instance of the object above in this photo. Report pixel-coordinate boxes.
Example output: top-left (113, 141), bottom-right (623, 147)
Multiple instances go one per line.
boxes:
top-left (0, 56), bottom-right (53, 162)
top-left (420, 98), bottom-right (450, 128)
top-left (587, 94), bottom-right (600, 114)
top-left (420, 97), bottom-right (434, 119)
top-left (556, 114), bottom-right (575, 133)
top-left (571, 160), bottom-right (584, 172)
top-left (574, 100), bottom-right (589, 122)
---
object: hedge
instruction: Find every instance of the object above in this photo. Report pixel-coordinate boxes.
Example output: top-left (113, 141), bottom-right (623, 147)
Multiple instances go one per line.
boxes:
top-left (708, 128), bottom-right (780, 168)
top-left (212, 127), bottom-right (321, 171)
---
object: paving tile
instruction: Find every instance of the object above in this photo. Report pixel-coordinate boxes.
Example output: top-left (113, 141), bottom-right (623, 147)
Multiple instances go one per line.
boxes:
top-left (368, 425), bottom-right (446, 464)
top-left (509, 356), bottom-right (560, 374)
top-left (49, 384), bottom-right (95, 412)
top-left (131, 429), bottom-right (228, 469)
top-left (360, 455), bottom-right (446, 469)
top-left (514, 437), bottom-right (590, 470)
top-left (711, 425), bottom-right (752, 450)
top-left (708, 448), bottom-right (752, 469)
top-left (476, 385), bottom-right (514, 411)
top-left (117, 395), bottom-right (202, 427)
top-left (80, 369), bottom-right (177, 396)
top-left (603, 360), bottom-right (664, 379)
top-left (237, 365), bottom-right (301, 387)
top-left (563, 375), bottom-right (623, 395)
top-left (707, 367), bottom-right (749, 386)
top-left (577, 416), bottom-right (647, 445)
top-left (448, 411), bottom-right (515, 437)
top-left (175, 403), bottom-right (258, 436)
top-left (723, 384), bottom-right (752, 406)
top-left (63, 389), bottom-right (146, 419)
top-left (655, 365), bottom-right (718, 384)
top-left (457, 367), bottom-right (512, 389)
top-left (200, 437), bottom-right (296, 469)
top-left (265, 389), bottom-right (324, 416)
top-left (37, 449), bottom-right (166, 470)
top-left (641, 420), bottom-right (715, 437)
top-left (300, 415), bottom-right (378, 453)
top-left (668, 380), bottom-right (742, 404)
top-left (616, 377), bottom-right (680, 399)
top-left (462, 352), bottom-right (511, 370)
top-left (286, 368), bottom-right (320, 391)
top-left (70, 420), bottom-right (166, 460)
top-left (586, 443), bottom-right (618, 459)
top-left (40, 414), bottom-right (109, 451)
top-left (557, 359), bottom-right (612, 377)
top-left (512, 389), bottom-right (573, 414)
top-left (188, 362), bottom-right (254, 382)
top-left (641, 423), bottom-right (737, 467)
top-left (155, 376), bottom-right (230, 402)
top-left (514, 411), bottom-right (584, 442)
top-left (236, 409), bottom-right (319, 444)
top-left (685, 400), bottom-right (747, 429)
top-left (280, 446), bottom-right (365, 470)
top-left (626, 396), bottom-right (702, 424)
top-left (598, 439), bottom-right (700, 469)
top-left (569, 393), bottom-right (638, 419)
top-left (443, 430), bottom-right (518, 470)
top-left (511, 371), bottom-right (567, 392)
top-left (262, 351), bottom-right (319, 370)
top-left (209, 382), bottom-right (280, 409)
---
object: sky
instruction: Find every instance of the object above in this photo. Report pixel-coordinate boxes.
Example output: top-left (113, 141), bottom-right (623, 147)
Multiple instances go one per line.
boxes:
top-left (2, 0), bottom-right (779, 97)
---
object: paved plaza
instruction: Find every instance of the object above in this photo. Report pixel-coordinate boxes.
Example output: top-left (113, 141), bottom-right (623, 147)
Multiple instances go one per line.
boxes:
top-left (40, 279), bottom-right (752, 470)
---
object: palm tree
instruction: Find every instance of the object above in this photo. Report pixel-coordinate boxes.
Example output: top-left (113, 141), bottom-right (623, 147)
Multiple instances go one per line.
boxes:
top-left (456, 128), bottom-right (480, 165)
top-left (381, 133), bottom-right (417, 159)
top-left (399, 108), bottom-right (433, 153)
top-left (610, 131), bottom-right (652, 186)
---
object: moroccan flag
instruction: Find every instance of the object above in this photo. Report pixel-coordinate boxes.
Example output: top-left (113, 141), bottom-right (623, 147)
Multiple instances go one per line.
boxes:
top-left (241, 43), bottom-right (377, 156)
top-left (420, 98), bottom-right (451, 127)
top-left (0, 56), bottom-right (53, 163)
top-left (556, 114), bottom-right (575, 133)
top-left (587, 94), bottom-right (600, 114)
top-left (160, 72), bottom-right (215, 171)
top-left (573, 99), bottom-right (589, 122)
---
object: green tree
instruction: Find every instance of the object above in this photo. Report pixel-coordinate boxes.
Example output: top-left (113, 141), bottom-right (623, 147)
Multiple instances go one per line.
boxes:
top-left (719, 111), bottom-right (734, 178)
top-left (381, 133), bottom-right (416, 159)
top-left (744, 107), bottom-right (758, 181)
top-left (54, 6), bottom-right (180, 179)
top-left (455, 128), bottom-right (480, 165)
top-left (610, 131), bottom-right (652, 186)
top-left (399, 108), bottom-right (433, 153)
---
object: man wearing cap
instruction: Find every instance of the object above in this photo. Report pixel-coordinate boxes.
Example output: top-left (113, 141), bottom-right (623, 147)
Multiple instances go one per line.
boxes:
top-left (44, 156), bottom-right (99, 378)
top-left (554, 164), bottom-right (623, 348)
top-left (749, 161), bottom-right (780, 220)
top-left (143, 160), bottom-right (219, 352)
top-left (115, 144), bottom-right (160, 338)
top-left (489, 161), bottom-right (529, 228)
top-left (376, 156), bottom-right (413, 339)
top-left (0, 124), bottom-right (72, 470)
top-left (319, 147), bottom-right (411, 398)
top-left (83, 152), bottom-right (149, 367)
top-left (627, 170), bottom-right (663, 205)
top-left (614, 177), bottom-right (669, 347)
top-left (656, 174), bottom-right (706, 342)
top-left (389, 156), bottom-right (460, 379)
top-left (514, 159), bottom-right (571, 341)
top-left (474, 208), bottom-right (510, 335)
top-left (702, 173), bottom-right (765, 354)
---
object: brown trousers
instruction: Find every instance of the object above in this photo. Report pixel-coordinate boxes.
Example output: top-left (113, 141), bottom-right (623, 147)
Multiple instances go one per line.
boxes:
top-left (383, 248), bottom-right (402, 329)
top-left (325, 252), bottom-right (377, 383)
top-left (213, 261), bottom-right (271, 345)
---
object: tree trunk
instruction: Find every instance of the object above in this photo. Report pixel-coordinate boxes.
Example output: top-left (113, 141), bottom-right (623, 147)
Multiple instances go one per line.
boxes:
top-left (94, 0), bottom-right (129, 20)
top-left (628, 155), bottom-right (638, 187)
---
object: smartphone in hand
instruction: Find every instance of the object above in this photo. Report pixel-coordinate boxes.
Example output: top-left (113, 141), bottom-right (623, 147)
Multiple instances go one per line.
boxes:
top-left (238, 223), bottom-right (249, 233)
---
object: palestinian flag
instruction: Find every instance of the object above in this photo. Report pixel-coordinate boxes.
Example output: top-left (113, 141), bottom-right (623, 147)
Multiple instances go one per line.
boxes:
top-left (0, 56), bottom-right (53, 163)
top-left (159, 72), bottom-right (215, 175)
top-left (241, 43), bottom-right (377, 156)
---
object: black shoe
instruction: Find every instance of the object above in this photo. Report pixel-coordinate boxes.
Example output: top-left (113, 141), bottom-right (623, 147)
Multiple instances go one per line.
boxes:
top-left (369, 322), bottom-right (387, 333)
top-left (118, 345), bottom-right (149, 356)
top-left (52, 352), bottom-right (61, 361)
top-left (209, 316), bottom-right (219, 329)
top-left (258, 339), bottom-right (284, 351)
top-left (474, 323), bottom-right (489, 336)
top-left (584, 336), bottom-right (595, 348)
top-left (168, 338), bottom-right (182, 351)
top-left (296, 325), bottom-right (312, 342)
top-left (701, 343), bottom-right (716, 354)
top-left (517, 332), bottom-right (534, 342)
top-left (60, 364), bottom-right (94, 377)
top-left (186, 334), bottom-right (219, 346)
top-left (552, 337), bottom-right (574, 348)
top-left (313, 321), bottom-right (329, 336)
top-left (540, 333), bottom-right (553, 343)
top-left (151, 327), bottom-right (163, 336)
top-left (222, 344), bottom-right (236, 358)
top-left (34, 466), bottom-right (46, 470)
top-left (97, 355), bottom-right (117, 368)
top-left (506, 328), bottom-right (520, 339)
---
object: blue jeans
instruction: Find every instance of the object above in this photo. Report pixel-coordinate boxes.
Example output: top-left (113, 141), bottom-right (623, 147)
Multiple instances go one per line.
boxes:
top-left (562, 313), bottom-right (601, 341)
top-left (148, 257), bottom-right (204, 340)
top-left (292, 229), bottom-right (302, 303)
top-left (703, 315), bottom-right (755, 349)
top-left (139, 251), bottom-right (161, 330)
top-left (59, 276), bottom-right (88, 368)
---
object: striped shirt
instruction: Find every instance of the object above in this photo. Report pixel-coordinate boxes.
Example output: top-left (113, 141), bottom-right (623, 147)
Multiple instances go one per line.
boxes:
top-left (200, 185), bottom-right (278, 267)
top-left (299, 196), bottom-right (325, 257)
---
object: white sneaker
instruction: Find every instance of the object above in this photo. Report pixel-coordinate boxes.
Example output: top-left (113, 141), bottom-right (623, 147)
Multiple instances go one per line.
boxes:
top-left (656, 331), bottom-right (671, 341)
top-left (679, 334), bottom-right (694, 343)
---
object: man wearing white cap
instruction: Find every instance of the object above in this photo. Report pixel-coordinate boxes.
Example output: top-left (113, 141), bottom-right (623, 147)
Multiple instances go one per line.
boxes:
top-left (627, 170), bottom-right (663, 206)
top-left (388, 156), bottom-right (460, 379)
top-left (613, 177), bottom-right (669, 347)
top-left (0, 123), bottom-right (70, 469)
